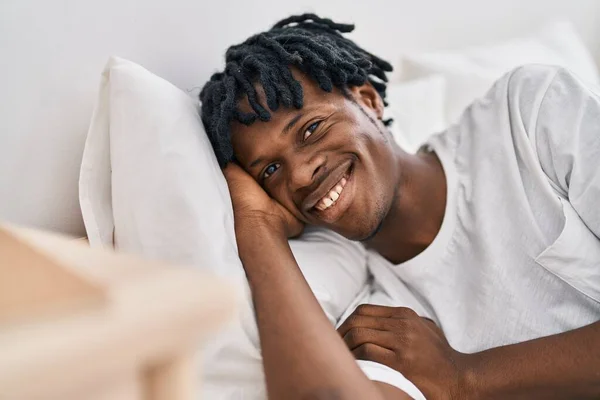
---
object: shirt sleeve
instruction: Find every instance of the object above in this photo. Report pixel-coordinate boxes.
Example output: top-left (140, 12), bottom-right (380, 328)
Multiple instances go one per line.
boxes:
top-left (528, 67), bottom-right (600, 239)
top-left (357, 360), bottom-right (426, 400)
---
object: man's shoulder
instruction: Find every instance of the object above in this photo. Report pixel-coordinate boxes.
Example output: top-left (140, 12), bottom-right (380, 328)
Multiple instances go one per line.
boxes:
top-left (506, 64), bottom-right (562, 86)
top-left (503, 64), bottom-right (596, 114)
top-left (444, 64), bottom-right (584, 169)
top-left (493, 65), bottom-right (567, 143)
top-left (504, 64), bottom-right (562, 110)
top-left (457, 64), bottom-right (563, 135)
top-left (505, 63), bottom-right (599, 140)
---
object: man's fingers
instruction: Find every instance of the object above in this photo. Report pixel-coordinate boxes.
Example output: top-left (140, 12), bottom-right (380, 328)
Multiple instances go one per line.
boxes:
top-left (223, 162), bottom-right (252, 185)
top-left (337, 305), bottom-right (419, 337)
top-left (351, 342), bottom-right (395, 364)
top-left (338, 314), bottom-right (394, 337)
top-left (352, 304), bottom-right (396, 318)
top-left (342, 326), bottom-right (397, 352)
top-left (353, 304), bottom-right (419, 319)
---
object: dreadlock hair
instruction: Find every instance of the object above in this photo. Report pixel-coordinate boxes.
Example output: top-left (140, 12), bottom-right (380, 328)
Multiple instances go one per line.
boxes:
top-left (200, 13), bottom-right (393, 167)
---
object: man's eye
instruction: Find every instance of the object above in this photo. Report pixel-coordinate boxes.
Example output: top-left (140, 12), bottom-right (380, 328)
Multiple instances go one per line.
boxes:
top-left (303, 121), bottom-right (321, 141)
top-left (263, 163), bottom-right (280, 179)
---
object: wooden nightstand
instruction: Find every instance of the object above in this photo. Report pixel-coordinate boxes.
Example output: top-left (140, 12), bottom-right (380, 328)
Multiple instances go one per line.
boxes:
top-left (0, 225), bottom-right (235, 400)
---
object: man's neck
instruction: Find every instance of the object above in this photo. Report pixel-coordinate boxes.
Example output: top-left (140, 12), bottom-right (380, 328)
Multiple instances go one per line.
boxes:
top-left (366, 149), bottom-right (447, 264)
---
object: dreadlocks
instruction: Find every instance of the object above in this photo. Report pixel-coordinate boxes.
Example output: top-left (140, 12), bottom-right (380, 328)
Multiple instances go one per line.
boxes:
top-left (200, 13), bottom-right (393, 167)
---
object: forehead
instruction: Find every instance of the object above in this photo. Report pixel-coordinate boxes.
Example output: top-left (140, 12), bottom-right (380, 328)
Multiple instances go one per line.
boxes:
top-left (231, 70), bottom-right (345, 164)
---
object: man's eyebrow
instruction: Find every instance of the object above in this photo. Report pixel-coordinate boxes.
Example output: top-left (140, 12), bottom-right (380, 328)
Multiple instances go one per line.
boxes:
top-left (283, 113), bottom-right (303, 134)
top-left (249, 157), bottom-right (264, 169)
top-left (249, 113), bottom-right (304, 169)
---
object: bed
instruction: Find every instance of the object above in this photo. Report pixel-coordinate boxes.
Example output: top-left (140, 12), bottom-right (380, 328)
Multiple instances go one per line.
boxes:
top-left (1, 1), bottom-right (599, 399)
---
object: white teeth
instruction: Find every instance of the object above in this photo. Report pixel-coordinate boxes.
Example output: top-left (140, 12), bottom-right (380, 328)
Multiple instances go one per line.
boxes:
top-left (315, 175), bottom-right (349, 211)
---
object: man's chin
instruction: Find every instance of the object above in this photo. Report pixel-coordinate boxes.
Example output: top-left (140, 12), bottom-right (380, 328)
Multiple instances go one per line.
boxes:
top-left (346, 204), bottom-right (391, 242)
top-left (309, 202), bottom-right (389, 242)
top-left (358, 218), bottom-right (386, 242)
top-left (326, 217), bottom-right (385, 242)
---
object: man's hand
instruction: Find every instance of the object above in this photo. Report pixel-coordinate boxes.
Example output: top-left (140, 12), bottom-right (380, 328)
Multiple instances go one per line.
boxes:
top-left (338, 304), bottom-right (474, 400)
top-left (223, 163), bottom-right (304, 238)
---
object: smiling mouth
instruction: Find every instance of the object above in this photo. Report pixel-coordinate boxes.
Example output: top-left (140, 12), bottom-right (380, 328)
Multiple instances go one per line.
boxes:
top-left (312, 164), bottom-right (353, 212)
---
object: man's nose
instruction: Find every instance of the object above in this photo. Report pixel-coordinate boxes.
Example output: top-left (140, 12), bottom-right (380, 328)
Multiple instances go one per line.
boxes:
top-left (288, 152), bottom-right (326, 191)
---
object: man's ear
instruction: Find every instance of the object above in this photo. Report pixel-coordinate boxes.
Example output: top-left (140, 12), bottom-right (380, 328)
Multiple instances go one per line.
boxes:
top-left (348, 83), bottom-right (385, 120)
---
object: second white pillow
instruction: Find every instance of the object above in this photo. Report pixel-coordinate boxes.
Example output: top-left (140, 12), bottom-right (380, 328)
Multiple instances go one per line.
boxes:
top-left (398, 21), bottom-right (600, 124)
top-left (384, 75), bottom-right (447, 153)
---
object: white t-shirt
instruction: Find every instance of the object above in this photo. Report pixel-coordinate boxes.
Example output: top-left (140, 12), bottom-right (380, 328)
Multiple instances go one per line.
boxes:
top-left (357, 64), bottom-right (600, 398)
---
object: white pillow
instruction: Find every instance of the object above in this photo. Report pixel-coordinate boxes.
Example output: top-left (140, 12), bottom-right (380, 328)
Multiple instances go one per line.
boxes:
top-left (79, 57), bottom-right (368, 399)
top-left (384, 75), bottom-right (447, 153)
top-left (399, 21), bottom-right (600, 124)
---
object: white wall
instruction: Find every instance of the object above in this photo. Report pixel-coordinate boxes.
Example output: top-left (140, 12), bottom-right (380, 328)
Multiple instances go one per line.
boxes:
top-left (1, 0), bottom-right (599, 236)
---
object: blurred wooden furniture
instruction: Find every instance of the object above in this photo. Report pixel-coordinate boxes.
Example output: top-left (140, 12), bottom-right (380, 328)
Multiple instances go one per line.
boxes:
top-left (0, 225), bottom-right (235, 400)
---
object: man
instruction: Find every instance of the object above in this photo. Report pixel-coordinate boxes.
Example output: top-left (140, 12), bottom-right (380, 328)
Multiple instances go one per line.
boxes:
top-left (200, 14), bottom-right (600, 399)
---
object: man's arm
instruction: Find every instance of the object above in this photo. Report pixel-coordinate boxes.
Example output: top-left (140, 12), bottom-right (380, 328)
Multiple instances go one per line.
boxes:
top-left (465, 321), bottom-right (600, 399)
top-left (225, 165), bottom-right (410, 400)
top-left (239, 226), bottom-right (409, 399)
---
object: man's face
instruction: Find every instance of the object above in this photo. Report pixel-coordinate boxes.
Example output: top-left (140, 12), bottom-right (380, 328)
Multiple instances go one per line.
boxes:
top-left (230, 73), bottom-right (400, 241)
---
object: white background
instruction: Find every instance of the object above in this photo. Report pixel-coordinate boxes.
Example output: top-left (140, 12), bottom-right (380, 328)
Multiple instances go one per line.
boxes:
top-left (1, 0), bottom-right (599, 236)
